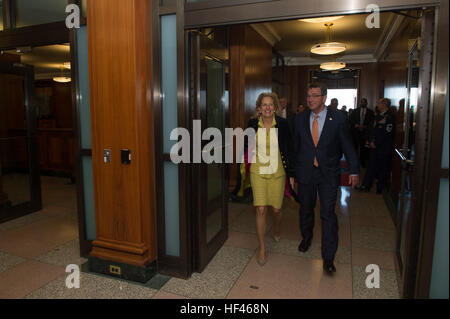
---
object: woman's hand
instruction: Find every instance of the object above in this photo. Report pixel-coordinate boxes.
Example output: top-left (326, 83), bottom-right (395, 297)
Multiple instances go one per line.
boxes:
top-left (289, 177), bottom-right (296, 189)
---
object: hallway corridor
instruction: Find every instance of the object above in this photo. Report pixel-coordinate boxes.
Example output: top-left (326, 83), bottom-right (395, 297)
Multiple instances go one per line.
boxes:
top-left (0, 177), bottom-right (399, 299)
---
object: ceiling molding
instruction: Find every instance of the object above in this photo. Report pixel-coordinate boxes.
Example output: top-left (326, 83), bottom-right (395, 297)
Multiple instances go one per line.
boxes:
top-left (250, 23), bottom-right (282, 47)
top-left (282, 54), bottom-right (377, 66)
top-left (373, 13), bottom-right (405, 61)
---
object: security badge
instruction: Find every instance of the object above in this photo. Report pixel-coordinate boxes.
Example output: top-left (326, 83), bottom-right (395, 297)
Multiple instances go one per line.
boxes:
top-left (386, 124), bottom-right (393, 132)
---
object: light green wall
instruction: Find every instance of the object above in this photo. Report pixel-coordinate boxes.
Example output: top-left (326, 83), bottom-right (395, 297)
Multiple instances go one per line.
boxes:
top-left (429, 71), bottom-right (449, 299)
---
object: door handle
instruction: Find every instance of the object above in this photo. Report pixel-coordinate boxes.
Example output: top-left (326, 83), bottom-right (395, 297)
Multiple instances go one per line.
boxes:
top-left (395, 148), bottom-right (414, 166)
top-left (395, 148), bottom-right (407, 161)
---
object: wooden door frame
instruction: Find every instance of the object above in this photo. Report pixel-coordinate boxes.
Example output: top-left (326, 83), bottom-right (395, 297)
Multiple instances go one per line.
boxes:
top-left (0, 62), bottom-right (42, 223)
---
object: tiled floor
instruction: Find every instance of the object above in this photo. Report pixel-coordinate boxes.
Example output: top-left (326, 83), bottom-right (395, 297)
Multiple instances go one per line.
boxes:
top-left (0, 176), bottom-right (400, 299)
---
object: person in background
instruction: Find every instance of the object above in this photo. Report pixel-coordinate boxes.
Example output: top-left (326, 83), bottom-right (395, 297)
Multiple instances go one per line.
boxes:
top-left (298, 104), bottom-right (306, 114)
top-left (358, 98), bottom-right (395, 194)
top-left (340, 105), bottom-right (349, 118)
top-left (329, 98), bottom-right (339, 111)
top-left (349, 98), bottom-right (374, 168)
top-left (286, 100), bottom-right (298, 134)
top-left (278, 96), bottom-right (288, 119)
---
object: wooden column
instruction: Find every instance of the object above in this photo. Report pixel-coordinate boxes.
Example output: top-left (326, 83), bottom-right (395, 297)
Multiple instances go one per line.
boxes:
top-left (86, 0), bottom-right (156, 281)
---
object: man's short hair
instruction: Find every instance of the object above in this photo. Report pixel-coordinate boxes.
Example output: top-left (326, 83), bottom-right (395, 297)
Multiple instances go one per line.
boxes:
top-left (380, 98), bottom-right (391, 107)
top-left (308, 82), bottom-right (327, 96)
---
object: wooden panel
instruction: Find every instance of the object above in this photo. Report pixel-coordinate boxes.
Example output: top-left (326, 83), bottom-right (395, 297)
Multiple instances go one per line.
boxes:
top-left (243, 25), bottom-right (272, 121)
top-left (87, 0), bottom-right (156, 267)
top-left (0, 53), bottom-right (20, 63)
top-left (229, 25), bottom-right (245, 189)
top-left (0, 74), bottom-right (26, 170)
top-left (37, 129), bottom-right (74, 174)
top-left (53, 82), bottom-right (73, 128)
top-left (229, 25), bottom-right (272, 189)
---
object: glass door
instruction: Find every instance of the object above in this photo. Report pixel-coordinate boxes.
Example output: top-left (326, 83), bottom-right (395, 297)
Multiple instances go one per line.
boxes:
top-left (394, 40), bottom-right (419, 274)
top-left (0, 62), bottom-right (41, 222)
top-left (189, 28), bottom-right (229, 272)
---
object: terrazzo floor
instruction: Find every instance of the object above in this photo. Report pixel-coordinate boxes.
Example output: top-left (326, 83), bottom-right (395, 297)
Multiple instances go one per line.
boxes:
top-left (0, 175), bottom-right (400, 299)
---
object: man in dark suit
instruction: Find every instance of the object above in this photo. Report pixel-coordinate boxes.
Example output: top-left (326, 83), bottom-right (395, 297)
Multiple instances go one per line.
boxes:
top-left (358, 98), bottom-right (395, 194)
top-left (290, 82), bottom-right (360, 274)
top-left (349, 98), bottom-right (375, 168)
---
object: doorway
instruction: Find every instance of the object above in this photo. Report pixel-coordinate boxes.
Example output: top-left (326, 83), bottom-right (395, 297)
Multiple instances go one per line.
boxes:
top-left (0, 43), bottom-right (76, 223)
top-left (180, 2), bottom-right (440, 299)
top-left (0, 61), bottom-right (41, 222)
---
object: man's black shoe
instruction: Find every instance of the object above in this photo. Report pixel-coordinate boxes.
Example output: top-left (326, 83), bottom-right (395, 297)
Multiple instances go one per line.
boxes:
top-left (376, 189), bottom-right (383, 194)
top-left (298, 238), bottom-right (312, 253)
top-left (323, 259), bottom-right (336, 274)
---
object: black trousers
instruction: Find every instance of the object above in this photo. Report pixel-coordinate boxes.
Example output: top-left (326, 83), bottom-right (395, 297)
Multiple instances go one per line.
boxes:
top-left (297, 167), bottom-right (339, 261)
top-left (362, 148), bottom-right (391, 192)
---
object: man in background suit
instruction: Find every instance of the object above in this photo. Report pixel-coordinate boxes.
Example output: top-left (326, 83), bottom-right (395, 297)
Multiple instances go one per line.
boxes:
top-left (290, 82), bottom-right (360, 274)
top-left (350, 98), bottom-right (375, 168)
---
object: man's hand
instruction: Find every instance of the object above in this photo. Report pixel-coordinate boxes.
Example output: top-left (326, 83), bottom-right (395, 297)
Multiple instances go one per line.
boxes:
top-left (370, 141), bottom-right (376, 149)
top-left (289, 177), bottom-right (296, 190)
top-left (349, 175), bottom-right (359, 189)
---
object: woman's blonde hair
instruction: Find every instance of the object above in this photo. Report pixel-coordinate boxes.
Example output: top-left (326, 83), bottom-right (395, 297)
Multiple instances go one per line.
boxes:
top-left (255, 92), bottom-right (280, 117)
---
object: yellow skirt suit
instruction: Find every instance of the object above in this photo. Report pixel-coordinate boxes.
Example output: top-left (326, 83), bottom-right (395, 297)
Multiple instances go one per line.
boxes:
top-left (250, 116), bottom-right (286, 209)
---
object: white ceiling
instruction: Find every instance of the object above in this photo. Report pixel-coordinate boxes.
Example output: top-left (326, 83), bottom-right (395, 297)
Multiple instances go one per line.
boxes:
top-left (252, 12), bottom-right (398, 65)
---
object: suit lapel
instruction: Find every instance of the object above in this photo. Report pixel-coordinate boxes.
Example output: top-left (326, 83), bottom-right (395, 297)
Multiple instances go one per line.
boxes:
top-left (303, 111), bottom-right (314, 147)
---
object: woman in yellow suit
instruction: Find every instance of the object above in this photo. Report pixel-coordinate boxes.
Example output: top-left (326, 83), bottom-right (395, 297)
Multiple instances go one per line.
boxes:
top-left (248, 93), bottom-right (296, 266)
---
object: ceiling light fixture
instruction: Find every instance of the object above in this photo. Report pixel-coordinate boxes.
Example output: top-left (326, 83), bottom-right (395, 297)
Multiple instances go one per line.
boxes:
top-left (311, 23), bottom-right (346, 55)
top-left (298, 16), bottom-right (344, 24)
top-left (53, 65), bottom-right (71, 83)
top-left (53, 76), bottom-right (71, 83)
top-left (320, 61), bottom-right (346, 71)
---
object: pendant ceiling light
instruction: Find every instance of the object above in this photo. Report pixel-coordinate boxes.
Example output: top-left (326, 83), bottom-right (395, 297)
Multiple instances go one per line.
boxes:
top-left (311, 23), bottom-right (346, 55)
top-left (320, 61), bottom-right (346, 71)
top-left (53, 64), bottom-right (71, 83)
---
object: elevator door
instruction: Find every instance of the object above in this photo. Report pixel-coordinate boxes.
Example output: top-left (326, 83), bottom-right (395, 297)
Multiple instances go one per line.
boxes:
top-left (0, 62), bottom-right (41, 223)
top-left (189, 28), bottom-right (229, 272)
